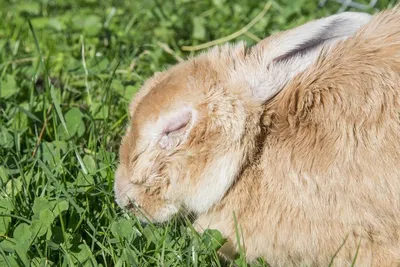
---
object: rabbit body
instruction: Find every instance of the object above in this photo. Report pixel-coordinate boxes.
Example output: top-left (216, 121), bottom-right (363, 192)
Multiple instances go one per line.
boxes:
top-left (115, 6), bottom-right (400, 267)
top-left (199, 7), bottom-right (400, 266)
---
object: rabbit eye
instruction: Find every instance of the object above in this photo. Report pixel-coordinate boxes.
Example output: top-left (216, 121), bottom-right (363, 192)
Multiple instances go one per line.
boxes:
top-left (159, 133), bottom-right (182, 149)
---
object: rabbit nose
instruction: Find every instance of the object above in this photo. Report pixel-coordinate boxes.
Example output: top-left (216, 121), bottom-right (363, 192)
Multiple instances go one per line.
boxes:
top-left (126, 198), bottom-right (140, 210)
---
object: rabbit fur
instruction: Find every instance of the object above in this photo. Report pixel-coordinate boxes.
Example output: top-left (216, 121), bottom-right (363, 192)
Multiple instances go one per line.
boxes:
top-left (114, 5), bottom-right (400, 267)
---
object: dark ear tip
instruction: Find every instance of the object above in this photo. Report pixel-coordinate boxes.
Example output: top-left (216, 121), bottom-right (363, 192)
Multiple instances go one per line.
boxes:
top-left (272, 54), bottom-right (286, 63)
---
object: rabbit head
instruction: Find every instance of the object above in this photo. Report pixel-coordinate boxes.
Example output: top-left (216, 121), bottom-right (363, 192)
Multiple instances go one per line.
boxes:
top-left (114, 11), bottom-right (371, 223)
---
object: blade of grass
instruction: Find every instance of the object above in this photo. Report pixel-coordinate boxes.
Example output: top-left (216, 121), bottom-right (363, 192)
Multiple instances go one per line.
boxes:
top-left (80, 35), bottom-right (92, 105)
top-left (328, 234), bottom-right (349, 267)
top-left (37, 159), bottom-right (84, 214)
top-left (181, 1), bottom-right (272, 51)
top-left (350, 238), bottom-right (362, 267)
top-left (233, 211), bottom-right (247, 267)
top-left (50, 85), bottom-right (88, 174)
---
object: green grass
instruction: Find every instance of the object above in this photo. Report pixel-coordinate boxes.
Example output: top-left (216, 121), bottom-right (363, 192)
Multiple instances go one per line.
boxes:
top-left (0, 0), bottom-right (397, 266)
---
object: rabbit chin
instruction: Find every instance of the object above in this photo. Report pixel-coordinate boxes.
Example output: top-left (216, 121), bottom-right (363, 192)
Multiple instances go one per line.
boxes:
top-left (114, 168), bottom-right (180, 223)
top-left (114, 186), bottom-right (180, 223)
top-left (148, 204), bottom-right (180, 223)
top-left (124, 202), bottom-right (180, 224)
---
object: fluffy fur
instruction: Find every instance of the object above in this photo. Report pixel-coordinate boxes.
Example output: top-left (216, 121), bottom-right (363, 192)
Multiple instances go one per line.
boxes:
top-left (114, 6), bottom-right (400, 267)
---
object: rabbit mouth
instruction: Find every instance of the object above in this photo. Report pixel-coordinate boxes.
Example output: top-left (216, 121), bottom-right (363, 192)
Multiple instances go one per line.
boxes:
top-left (125, 199), bottom-right (141, 211)
top-left (121, 195), bottom-right (180, 223)
top-left (125, 201), bottom-right (148, 221)
top-left (132, 204), bottom-right (180, 224)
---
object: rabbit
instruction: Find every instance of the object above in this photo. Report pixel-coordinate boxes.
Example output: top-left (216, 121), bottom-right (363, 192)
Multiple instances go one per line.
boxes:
top-left (111, 7), bottom-right (396, 267)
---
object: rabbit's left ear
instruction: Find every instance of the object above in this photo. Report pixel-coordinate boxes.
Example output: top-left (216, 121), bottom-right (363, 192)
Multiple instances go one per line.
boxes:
top-left (246, 11), bottom-right (372, 102)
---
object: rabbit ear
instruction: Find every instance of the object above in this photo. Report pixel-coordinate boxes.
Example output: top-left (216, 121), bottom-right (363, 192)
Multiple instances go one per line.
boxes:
top-left (247, 11), bottom-right (372, 102)
top-left (156, 107), bottom-right (195, 150)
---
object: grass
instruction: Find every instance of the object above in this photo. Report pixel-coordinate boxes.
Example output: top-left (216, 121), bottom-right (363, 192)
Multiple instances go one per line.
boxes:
top-left (0, 0), bottom-right (397, 266)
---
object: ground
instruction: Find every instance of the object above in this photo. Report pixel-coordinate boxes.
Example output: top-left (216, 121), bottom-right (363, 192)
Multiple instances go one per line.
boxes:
top-left (0, 0), bottom-right (396, 266)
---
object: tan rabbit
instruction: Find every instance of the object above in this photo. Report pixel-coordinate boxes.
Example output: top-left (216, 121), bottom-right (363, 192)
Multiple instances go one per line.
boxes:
top-left (113, 7), bottom-right (400, 267)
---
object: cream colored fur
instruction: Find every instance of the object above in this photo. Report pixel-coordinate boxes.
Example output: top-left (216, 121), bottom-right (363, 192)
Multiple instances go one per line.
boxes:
top-left (114, 6), bottom-right (400, 267)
